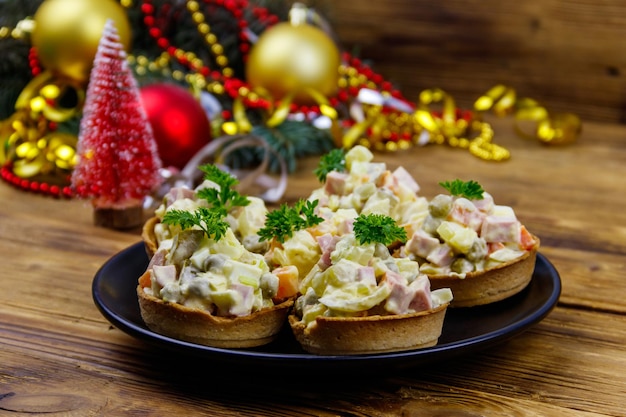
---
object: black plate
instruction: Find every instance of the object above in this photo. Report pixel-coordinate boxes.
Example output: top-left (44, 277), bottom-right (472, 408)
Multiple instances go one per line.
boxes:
top-left (92, 242), bottom-right (561, 374)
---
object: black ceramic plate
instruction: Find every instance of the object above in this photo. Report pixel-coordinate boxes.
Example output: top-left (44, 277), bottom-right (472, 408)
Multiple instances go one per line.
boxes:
top-left (92, 242), bottom-right (561, 374)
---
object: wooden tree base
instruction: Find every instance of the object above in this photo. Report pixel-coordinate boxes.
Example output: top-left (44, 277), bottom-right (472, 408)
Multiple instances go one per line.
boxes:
top-left (93, 205), bottom-right (144, 230)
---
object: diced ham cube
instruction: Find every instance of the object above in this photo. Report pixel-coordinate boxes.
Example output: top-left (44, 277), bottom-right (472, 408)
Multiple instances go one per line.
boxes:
top-left (152, 264), bottom-right (177, 289)
top-left (481, 216), bottom-right (521, 243)
top-left (356, 266), bottom-right (377, 287)
top-left (164, 186), bottom-right (195, 207)
top-left (448, 197), bottom-right (485, 231)
top-left (473, 192), bottom-right (494, 213)
top-left (392, 166), bottom-right (420, 193)
top-left (426, 244), bottom-right (454, 267)
top-left (384, 272), bottom-right (433, 314)
top-left (405, 230), bottom-right (454, 266)
top-left (406, 229), bottom-right (440, 259)
top-left (147, 248), bottom-right (168, 269)
top-left (408, 275), bottom-right (433, 312)
top-left (337, 217), bottom-right (355, 235)
top-left (228, 283), bottom-right (255, 316)
top-left (316, 234), bottom-right (339, 269)
top-left (384, 270), bottom-right (412, 314)
top-left (324, 171), bottom-right (349, 195)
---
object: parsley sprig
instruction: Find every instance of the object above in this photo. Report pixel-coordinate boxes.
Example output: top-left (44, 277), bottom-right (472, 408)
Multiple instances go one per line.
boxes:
top-left (196, 164), bottom-right (250, 216)
top-left (258, 199), bottom-right (324, 243)
top-left (353, 213), bottom-right (407, 246)
top-left (161, 164), bottom-right (249, 242)
top-left (162, 208), bottom-right (229, 241)
top-left (439, 179), bottom-right (485, 200)
top-left (314, 148), bottom-right (346, 183)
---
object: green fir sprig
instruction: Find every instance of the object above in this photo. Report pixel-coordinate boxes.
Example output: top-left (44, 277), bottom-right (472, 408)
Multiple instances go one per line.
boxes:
top-left (314, 148), bottom-right (346, 183)
top-left (257, 199), bottom-right (324, 243)
top-left (353, 213), bottom-right (407, 246)
top-left (161, 164), bottom-right (248, 241)
top-left (196, 164), bottom-right (250, 216)
top-left (162, 207), bottom-right (229, 241)
top-left (439, 179), bottom-right (485, 200)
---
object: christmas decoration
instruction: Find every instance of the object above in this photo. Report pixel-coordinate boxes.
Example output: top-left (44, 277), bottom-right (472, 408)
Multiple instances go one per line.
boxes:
top-left (0, 0), bottom-right (583, 203)
top-left (473, 84), bottom-right (581, 146)
top-left (71, 19), bottom-right (162, 229)
top-left (139, 83), bottom-right (212, 169)
top-left (31, 0), bottom-right (131, 84)
top-left (245, 10), bottom-right (341, 104)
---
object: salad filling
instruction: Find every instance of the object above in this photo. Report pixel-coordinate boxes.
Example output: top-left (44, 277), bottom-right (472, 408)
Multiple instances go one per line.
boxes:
top-left (293, 230), bottom-right (453, 328)
top-left (402, 180), bottom-right (538, 277)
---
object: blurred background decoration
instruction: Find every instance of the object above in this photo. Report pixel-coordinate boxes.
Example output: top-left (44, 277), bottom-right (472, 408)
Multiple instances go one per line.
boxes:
top-left (1, 0), bottom-right (606, 200)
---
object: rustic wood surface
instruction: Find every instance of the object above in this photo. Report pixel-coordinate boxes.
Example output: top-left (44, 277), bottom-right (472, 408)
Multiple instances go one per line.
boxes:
top-left (1, 114), bottom-right (625, 416)
top-left (325, 0), bottom-right (626, 125)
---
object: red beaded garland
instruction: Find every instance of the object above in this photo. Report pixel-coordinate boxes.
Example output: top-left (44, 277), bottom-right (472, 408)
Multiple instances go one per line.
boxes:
top-left (1, 163), bottom-right (74, 198)
top-left (138, 0), bottom-right (406, 119)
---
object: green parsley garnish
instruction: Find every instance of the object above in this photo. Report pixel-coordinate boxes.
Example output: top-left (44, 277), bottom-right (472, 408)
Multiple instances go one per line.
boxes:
top-left (314, 148), bottom-right (346, 183)
top-left (162, 207), bottom-right (229, 241)
top-left (161, 164), bottom-right (248, 242)
top-left (439, 179), bottom-right (485, 200)
top-left (257, 199), bottom-right (324, 243)
top-left (196, 164), bottom-right (250, 216)
top-left (353, 213), bottom-right (407, 246)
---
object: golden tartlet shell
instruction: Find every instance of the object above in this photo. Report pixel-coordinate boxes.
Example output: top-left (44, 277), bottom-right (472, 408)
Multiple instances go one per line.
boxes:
top-left (137, 283), bottom-right (294, 348)
top-left (288, 303), bottom-right (449, 355)
top-left (428, 237), bottom-right (540, 308)
top-left (141, 216), bottom-right (160, 258)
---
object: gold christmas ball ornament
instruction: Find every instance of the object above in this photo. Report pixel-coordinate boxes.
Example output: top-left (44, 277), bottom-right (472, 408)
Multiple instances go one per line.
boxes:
top-left (246, 22), bottom-right (340, 104)
top-left (31, 0), bottom-right (131, 84)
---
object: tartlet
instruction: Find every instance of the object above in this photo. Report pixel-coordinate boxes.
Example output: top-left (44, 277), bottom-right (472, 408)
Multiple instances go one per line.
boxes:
top-left (137, 275), bottom-right (293, 348)
top-left (288, 303), bottom-right (448, 355)
top-left (137, 177), bottom-right (291, 349)
top-left (426, 237), bottom-right (539, 307)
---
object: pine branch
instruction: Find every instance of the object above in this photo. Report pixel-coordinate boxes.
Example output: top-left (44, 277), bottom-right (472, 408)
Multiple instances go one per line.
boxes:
top-left (223, 120), bottom-right (335, 173)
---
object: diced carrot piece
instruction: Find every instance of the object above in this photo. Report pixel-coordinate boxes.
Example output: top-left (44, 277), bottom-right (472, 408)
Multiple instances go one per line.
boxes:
top-left (273, 265), bottom-right (299, 299)
top-left (519, 225), bottom-right (536, 250)
top-left (138, 270), bottom-right (152, 288)
top-left (488, 242), bottom-right (506, 254)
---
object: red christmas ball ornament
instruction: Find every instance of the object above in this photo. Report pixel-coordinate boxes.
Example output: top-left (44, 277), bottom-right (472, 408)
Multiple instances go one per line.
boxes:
top-left (139, 83), bottom-right (212, 169)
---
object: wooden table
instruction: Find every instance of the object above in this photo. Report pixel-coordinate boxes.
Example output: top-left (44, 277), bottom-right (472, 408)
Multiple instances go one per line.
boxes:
top-left (1, 115), bottom-right (625, 416)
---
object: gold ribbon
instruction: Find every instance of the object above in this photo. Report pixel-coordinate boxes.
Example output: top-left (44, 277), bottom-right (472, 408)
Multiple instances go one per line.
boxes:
top-left (415, 88), bottom-right (510, 161)
top-left (343, 88), bottom-right (510, 161)
top-left (224, 87), bottom-right (338, 135)
top-left (474, 84), bottom-right (581, 145)
top-left (1, 71), bottom-right (83, 178)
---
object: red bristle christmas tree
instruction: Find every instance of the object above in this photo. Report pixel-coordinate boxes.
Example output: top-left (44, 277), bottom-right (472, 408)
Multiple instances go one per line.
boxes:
top-left (71, 19), bottom-right (163, 229)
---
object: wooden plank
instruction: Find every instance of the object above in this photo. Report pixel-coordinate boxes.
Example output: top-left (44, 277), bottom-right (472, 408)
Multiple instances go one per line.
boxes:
top-left (0, 306), bottom-right (623, 416)
top-left (327, 0), bottom-right (626, 123)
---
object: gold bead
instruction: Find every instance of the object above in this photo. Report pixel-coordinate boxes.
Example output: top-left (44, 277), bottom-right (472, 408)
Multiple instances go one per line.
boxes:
top-left (386, 141), bottom-right (398, 152)
top-left (191, 11), bottom-right (204, 24)
top-left (198, 23), bottom-right (210, 34)
top-left (205, 33), bottom-right (217, 44)
top-left (348, 77), bottom-right (361, 88)
top-left (216, 56), bottom-right (229, 67)
top-left (238, 86), bottom-right (250, 97)
top-left (398, 140), bottom-right (411, 150)
top-left (211, 44), bottom-right (224, 55)
top-left (187, 1), bottom-right (199, 12)
top-left (211, 83), bottom-right (224, 94)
